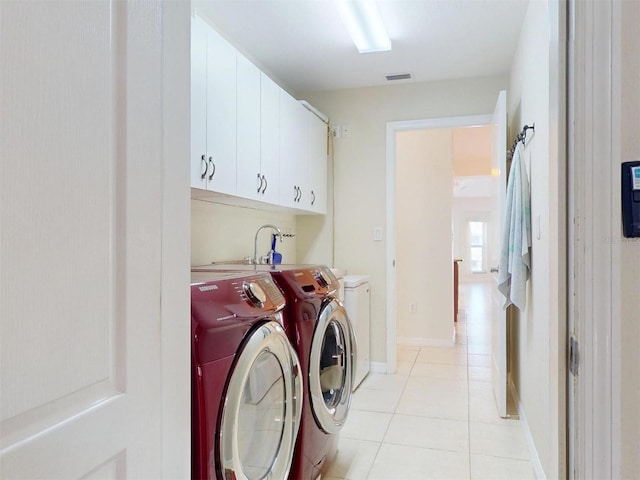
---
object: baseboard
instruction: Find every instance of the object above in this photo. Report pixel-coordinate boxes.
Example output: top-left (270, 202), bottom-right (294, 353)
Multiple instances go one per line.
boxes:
top-left (508, 379), bottom-right (546, 480)
top-left (397, 336), bottom-right (454, 347)
top-left (369, 361), bottom-right (387, 374)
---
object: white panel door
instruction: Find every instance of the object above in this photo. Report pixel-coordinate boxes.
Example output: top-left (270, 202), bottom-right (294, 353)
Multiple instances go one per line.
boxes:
top-left (490, 90), bottom-right (508, 417)
top-left (0, 1), bottom-right (188, 477)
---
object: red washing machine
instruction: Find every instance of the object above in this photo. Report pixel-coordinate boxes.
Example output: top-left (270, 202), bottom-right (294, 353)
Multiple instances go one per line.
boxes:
top-left (193, 265), bottom-right (356, 480)
top-left (191, 270), bottom-right (303, 480)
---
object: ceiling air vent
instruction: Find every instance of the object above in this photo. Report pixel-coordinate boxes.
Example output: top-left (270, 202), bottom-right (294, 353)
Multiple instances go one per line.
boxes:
top-left (386, 73), bottom-right (411, 81)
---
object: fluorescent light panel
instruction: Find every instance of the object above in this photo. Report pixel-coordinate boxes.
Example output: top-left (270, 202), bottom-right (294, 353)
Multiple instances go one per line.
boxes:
top-left (336, 0), bottom-right (391, 53)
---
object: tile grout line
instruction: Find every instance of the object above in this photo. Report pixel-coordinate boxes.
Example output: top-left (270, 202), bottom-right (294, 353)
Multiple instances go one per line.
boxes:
top-left (364, 346), bottom-right (416, 480)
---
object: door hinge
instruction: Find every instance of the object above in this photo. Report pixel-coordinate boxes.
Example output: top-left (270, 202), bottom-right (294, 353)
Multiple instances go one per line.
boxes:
top-left (569, 336), bottom-right (579, 376)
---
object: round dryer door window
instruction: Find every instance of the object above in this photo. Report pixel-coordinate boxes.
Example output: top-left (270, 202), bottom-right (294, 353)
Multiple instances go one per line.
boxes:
top-left (309, 299), bottom-right (356, 434)
top-left (218, 321), bottom-right (302, 480)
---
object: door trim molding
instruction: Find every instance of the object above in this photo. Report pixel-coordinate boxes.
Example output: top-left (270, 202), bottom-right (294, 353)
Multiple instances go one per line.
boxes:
top-left (160, 2), bottom-right (191, 476)
top-left (385, 114), bottom-right (492, 373)
top-left (568, 0), bottom-right (619, 477)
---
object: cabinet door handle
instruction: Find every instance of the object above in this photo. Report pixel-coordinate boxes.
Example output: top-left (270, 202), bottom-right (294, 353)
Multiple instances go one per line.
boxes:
top-left (261, 175), bottom-right (267, 194)
top-left (257, 173), bottom-right (263, 194)
top-left (293, 186), bottom-right (298, 201)
top-left (208, 157), bottom-right (215, 180)
top-left (200, 155), bottom-right (208, 180)
top-left (297, 187), bottom-right (302, 203)
top-left (311, 190), bottom-right (316, 205)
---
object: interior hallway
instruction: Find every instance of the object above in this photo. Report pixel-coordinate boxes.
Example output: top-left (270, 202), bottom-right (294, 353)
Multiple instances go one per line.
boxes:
top-left (324, 282), bottom-right (535, 479)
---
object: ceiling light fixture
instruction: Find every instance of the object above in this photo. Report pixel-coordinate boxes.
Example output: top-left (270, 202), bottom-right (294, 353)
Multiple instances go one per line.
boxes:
top-left (335, 0), bottom-right (391, 54)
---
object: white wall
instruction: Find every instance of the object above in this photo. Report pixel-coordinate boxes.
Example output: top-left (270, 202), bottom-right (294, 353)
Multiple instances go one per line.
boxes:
top-left (507, 1), bottom-right (563, 478)
top-left (301, 75), bottom-right (508, 364)
top-left (191, 199), bottom-right (297, 266)
top-left (396, 129), bottom-right (453, 345)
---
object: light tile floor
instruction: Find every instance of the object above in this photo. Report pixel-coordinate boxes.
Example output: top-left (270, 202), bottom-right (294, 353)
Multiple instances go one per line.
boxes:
top-left (324, 282), bottom-right (536, 480)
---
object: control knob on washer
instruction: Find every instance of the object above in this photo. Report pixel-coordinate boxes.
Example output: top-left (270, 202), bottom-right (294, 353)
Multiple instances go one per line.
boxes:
top-left (244, 281), bottom-right (267, 307)
top-left (315, 270), bottom-right (331, 288)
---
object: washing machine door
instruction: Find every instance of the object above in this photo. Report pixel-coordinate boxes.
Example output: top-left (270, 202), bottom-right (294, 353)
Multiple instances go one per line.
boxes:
top-left (309, 298), bottom-right (356, 434)
top-left (218, 321), bottom-right (302, 480)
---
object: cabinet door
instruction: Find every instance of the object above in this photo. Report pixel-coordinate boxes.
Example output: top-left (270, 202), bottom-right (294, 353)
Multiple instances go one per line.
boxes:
top-left (206, 27), bottom-right (236, 194)
top-left (294, 103), bottom-right (310, 208)
top-left (191, 15), bottom-right (208, 189)
top-left (260, 73), bottom-right (280, 204)
top-left (279, 92), bottom-right (303, 208)
top-left (236, 53), bottom-right (261, 199)
top-left (307, 113), bottom-right (328, 214)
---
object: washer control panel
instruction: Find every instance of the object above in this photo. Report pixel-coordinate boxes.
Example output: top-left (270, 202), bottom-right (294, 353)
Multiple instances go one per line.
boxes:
top-left (243, 281), bottom-right (267, 307)
top-left (191, 271), bottom-right (286, 328)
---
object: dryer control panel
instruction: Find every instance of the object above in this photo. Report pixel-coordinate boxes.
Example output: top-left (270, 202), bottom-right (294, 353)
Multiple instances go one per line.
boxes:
top-left (289, 266), bottom-right (338, 296)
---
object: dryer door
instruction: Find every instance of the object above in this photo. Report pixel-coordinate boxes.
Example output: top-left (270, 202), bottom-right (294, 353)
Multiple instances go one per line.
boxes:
top-left (309, 298), bottom-right (356, 434)
top-left (218, 321), bottom-right (302, 480)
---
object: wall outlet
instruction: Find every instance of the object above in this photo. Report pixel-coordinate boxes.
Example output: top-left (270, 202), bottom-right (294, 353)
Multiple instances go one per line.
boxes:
top-left (409, 303), bottom-right (417, 313)
top-left (373, 227), bottom-right (382, 241)
top-left (331, 125), bottom-right (341, 139)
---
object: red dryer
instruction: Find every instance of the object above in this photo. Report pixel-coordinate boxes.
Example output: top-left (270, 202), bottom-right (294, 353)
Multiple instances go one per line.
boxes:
top-left (191, 270), bottom-right (303, 479)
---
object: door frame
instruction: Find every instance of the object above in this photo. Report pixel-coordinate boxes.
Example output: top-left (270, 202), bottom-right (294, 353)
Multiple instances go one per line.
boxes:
top-left (568, 0), bottom-right (620, 477)
top-left (385, 114), bottom-right (492, 373)
top-left (160, 2), bottom-right (191, 476)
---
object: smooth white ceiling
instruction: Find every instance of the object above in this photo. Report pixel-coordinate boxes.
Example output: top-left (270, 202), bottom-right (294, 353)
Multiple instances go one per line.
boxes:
top-left (195, 0), bottom-right (529, 94)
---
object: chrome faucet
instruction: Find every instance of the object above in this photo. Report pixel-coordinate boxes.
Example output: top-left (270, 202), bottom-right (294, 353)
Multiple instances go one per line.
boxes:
top-left (254, 224), bottom-right (282, 264)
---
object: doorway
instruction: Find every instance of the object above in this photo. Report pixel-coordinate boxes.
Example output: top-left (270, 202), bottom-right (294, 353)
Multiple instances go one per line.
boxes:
top-left (393, 125), bottom-right (496, 347)
top-left (385, 113), bottom-right (494, 373)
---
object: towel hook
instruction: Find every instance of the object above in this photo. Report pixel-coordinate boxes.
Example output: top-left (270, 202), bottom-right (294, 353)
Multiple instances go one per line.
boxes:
top-left (508, 123), bottom-right (535, 158)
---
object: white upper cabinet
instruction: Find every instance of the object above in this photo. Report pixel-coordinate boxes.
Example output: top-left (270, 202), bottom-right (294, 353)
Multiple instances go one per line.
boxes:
top-left (279, 91), bottom-right (309, 209)
top-left (191, 16), bottom-right (237, 194)
top-left (236, 62), bottom-right (281, 204)
top-left (191, 16), bottom-right (209, 190)
top-left (191, 15), bottom-right (327, 214)
top-left (260, 73), bottom-right (281, 204)
top-left (280, 96), bottom-right (328, 214)
top-left (307, 113), bottom-right (328, 214)
top-left (236, 53), bottom-right (261, 199)
top-left (206, 25), bottom-right (237, 194)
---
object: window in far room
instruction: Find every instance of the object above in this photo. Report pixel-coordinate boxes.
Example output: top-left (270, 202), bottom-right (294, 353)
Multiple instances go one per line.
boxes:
top-left (469, 221), bottom-right (487, 273)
